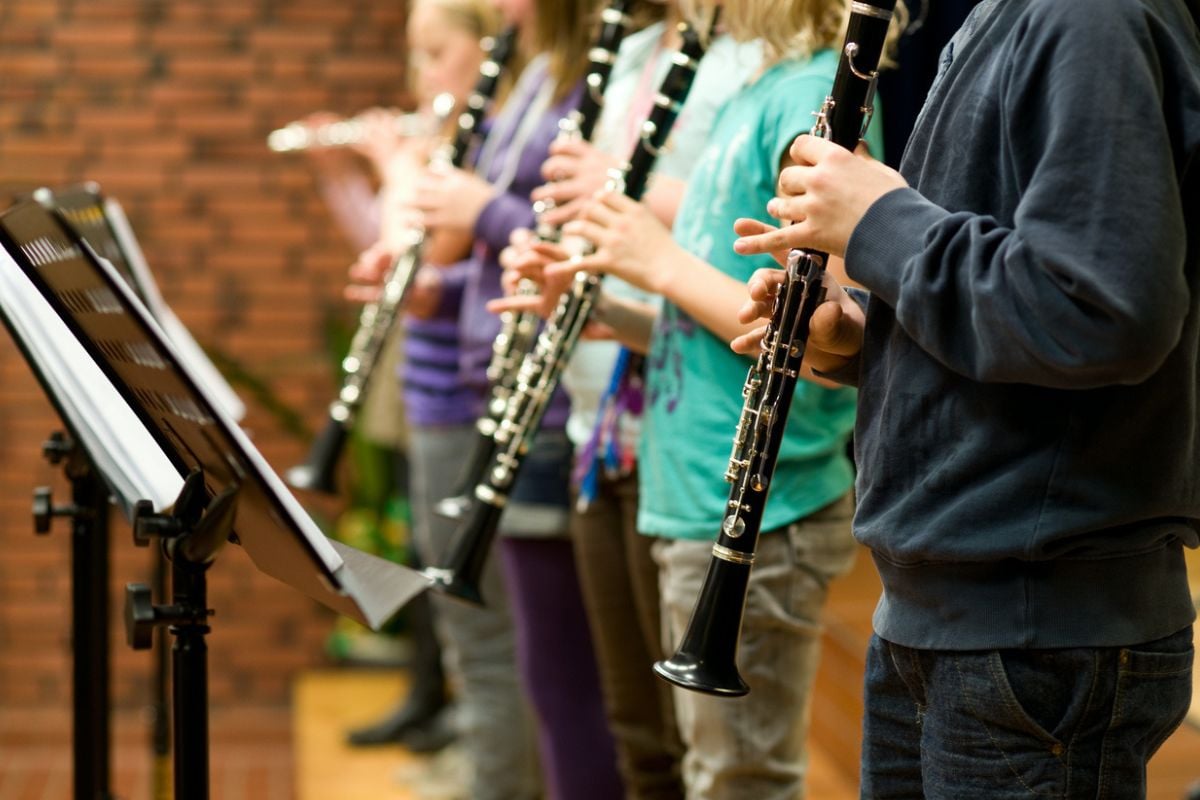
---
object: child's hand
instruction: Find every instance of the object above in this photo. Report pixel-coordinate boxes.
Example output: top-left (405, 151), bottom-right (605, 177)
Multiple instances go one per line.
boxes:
top-left (532, 139), bottom-right (621, 228)
top-left (734, 136), bottom-right (906, 258)
top-left (556, 191), bottom-right (679, 293)
top-left (412, 165), bottom-right (495, 232)
top-left (344, 241), bottom-right (394, 303)
top-left (490, 232), bottom-right (577, 320)
top-left (731, 268), bottom-right (866, 379)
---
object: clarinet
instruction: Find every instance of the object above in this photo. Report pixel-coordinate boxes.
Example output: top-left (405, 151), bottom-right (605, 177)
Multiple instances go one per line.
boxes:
top-left (434, 0), bottom-right (636, 521)
top-left (286, 27), bottom-right (517, 494)
top-left (655, 0), bottom-right (896, 696)
top-left (424, 20), bottom-right (710, 605)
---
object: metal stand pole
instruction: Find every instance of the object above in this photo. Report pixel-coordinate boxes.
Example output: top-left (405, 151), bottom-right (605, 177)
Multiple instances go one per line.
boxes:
top-left (169, 559), bottom-right (210, 800)
top-left (124, 470), bottom-right (236, 800)
top-left (33, 432), bottom-right (114, 800)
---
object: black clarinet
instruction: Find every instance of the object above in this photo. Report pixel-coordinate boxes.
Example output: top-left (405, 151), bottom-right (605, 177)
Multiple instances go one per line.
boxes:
top-left (434, 0), bottom-right (637, 522)
top-left (425, 19), bottom-right (711, 606)
top-left (655, 0), bottom-right (896, 696)
top-left (285, 27), bottom-right (517, 494)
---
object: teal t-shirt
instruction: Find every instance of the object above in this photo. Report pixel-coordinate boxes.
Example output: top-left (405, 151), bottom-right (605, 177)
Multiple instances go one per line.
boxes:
top-left (638, 51), bottom-right (880, 540)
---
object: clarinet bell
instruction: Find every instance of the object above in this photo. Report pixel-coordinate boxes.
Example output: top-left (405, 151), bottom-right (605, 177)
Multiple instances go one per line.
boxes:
top-left (653, 649), bottom-right (749, 698)
top-left (436, 430), bottom-right (500, 519)
top-left (285, 418), bottom-right (349, 494)
top-left (653, 556), bottom-right (752, 697)
top-left (422, 494), bottom-right (505, 607)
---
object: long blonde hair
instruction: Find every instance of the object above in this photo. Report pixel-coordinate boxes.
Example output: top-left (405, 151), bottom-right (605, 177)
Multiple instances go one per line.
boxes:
top-left (681, 0), bottom-right (905, 64)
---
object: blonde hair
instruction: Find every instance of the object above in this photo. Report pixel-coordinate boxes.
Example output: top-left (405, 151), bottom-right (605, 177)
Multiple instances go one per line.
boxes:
top-left (410, 0), bottom-right (502, 40)
top-left (681, 0), bottom-right (906, 64)
top-left (408, 0), bottom-right (520, 106)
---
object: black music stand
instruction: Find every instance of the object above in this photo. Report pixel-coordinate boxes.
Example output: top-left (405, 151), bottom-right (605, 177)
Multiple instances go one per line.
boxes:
top-left (0, 199), bottom-right (431, 800)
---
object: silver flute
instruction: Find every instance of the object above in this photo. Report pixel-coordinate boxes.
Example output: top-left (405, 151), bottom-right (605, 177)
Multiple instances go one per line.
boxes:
top-left (267, 111), bottom-right (438, 153)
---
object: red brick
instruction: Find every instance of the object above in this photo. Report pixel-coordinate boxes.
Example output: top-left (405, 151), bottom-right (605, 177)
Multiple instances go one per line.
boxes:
top-left (68, 2), bottom-right (145, 22)
top-left (5, 3), bottom-right (64, 22)
top-left (68, 51), bottom-right (152, 80)
top-left (248, 27), bottom-right (337, 53)
top-left (322, 55), bottom-right (405, 84)
top-left (0, 51), bottom-right (60, 79)
top-left (168, 53), bottom-right (258, 82)
top-left (73, 107), bottom-right (161, 136)
top-left (149, 25), bottom-right (236, 51)
top-left (53, 22), bottom-right (142, 49)
top-left (271, 5), bottom-right (360, 25)
top-left (0, 25), bottom-right (49, 47)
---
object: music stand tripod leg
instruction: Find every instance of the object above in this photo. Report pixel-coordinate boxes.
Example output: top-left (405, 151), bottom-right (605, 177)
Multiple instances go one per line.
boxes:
top-left (33, 431), bottom-right (115, 800)
top-left (123, 470), bottom-right (237, 800)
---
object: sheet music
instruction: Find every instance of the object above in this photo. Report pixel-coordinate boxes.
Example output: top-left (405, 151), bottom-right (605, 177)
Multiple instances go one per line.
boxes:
top-left (0, 247), bottom-right (182, 514)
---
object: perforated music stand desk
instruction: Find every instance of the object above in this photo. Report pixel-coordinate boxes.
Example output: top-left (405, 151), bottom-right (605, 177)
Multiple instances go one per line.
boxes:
top-left (0, 197), bottom-right (432, 799)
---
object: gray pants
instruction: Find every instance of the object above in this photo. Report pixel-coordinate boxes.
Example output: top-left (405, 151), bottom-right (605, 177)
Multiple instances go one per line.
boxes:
top-left (653, 493), bottom-right (858, 800)
top-left (409, 423), bottom-right (540, 800)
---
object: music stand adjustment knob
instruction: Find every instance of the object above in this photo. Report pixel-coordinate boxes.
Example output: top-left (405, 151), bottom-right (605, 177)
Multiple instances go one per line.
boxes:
top-left (132, 499), bottom-right (183, 548)
top-left (41, 431), bottom-right (72, 466)
top-left (124, 583), bottom-right (157, 651)
top-left (32, 487), bottom-right (53, 534)
top-left (32, 486), bottom-right (82, 535)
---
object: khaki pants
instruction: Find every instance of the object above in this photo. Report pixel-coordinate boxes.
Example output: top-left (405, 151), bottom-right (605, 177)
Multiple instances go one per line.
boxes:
top-left (653, 493), bottom-right (857, 800)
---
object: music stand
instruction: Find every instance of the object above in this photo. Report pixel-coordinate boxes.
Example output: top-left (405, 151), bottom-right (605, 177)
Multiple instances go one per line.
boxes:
top-left (0, 198), bottom-right (431, 800)
top-left (34, 183), bottom-right (181, 800)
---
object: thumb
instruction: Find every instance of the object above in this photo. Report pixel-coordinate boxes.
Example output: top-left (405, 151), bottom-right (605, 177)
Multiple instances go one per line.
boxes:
top-left (808, 300), bottom-right (859, 357)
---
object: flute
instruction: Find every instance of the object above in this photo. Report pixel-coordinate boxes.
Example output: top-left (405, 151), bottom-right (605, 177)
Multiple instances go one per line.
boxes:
top-left (267, 111), bottom-right (436, 154)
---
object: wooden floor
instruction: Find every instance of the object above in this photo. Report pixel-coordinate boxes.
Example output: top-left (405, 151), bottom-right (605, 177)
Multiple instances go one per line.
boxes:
top-left (293, 670), bottom-right (1200, 800)
top-left (293, 669), bottom-right (859, 800)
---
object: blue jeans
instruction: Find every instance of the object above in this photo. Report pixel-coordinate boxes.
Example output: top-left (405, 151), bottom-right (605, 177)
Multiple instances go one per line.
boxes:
top-left (861, 626), bottom-right (1194, 799)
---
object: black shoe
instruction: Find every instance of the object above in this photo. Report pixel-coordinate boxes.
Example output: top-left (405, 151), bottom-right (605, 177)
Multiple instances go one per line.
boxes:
top-left (346, 696), bottom-right (446, 747)
top-left (400, 706), bottom-right (458, 754)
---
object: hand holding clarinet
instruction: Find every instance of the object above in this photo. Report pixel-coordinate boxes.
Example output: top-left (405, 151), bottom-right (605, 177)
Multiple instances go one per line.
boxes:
top-left (729, 134), bottom-right (906, 369)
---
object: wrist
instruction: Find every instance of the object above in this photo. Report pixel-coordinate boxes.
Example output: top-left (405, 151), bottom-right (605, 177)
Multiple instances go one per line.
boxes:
top-left (648, 241), bottom-right (686, 297)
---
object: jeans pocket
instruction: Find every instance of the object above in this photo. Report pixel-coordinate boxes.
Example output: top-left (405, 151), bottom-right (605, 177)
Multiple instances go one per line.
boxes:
top-left (986, 650), bottom-right (1078, 748)
top-left (1111, 630), bottom-right (1194, 758)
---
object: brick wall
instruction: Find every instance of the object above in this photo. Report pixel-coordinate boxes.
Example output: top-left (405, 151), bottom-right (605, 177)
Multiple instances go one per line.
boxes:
top-left (0, 0), bottom-right (410, 714)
